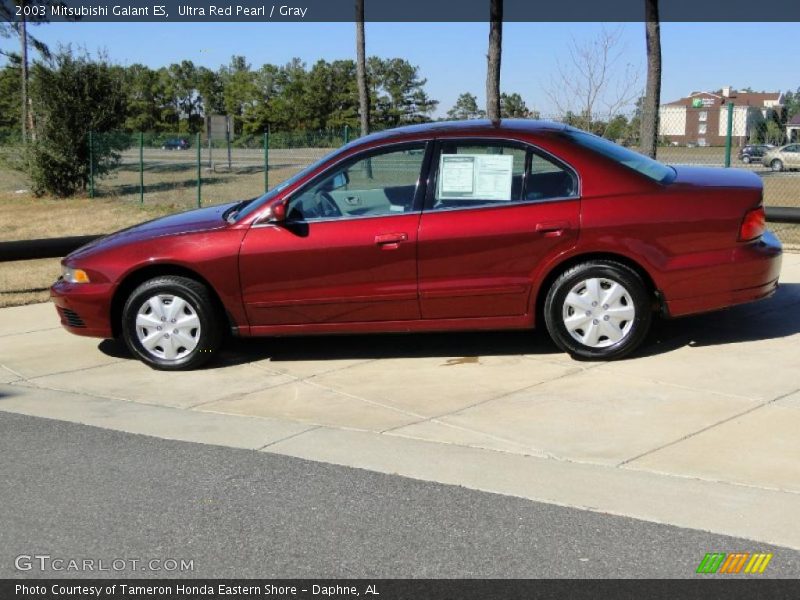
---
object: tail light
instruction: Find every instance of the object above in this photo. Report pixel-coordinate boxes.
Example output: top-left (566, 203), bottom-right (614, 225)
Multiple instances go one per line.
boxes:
top-left (739, 206), bottom-right (766, 241)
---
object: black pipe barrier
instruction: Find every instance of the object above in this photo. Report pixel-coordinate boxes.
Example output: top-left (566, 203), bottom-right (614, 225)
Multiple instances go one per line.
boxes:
top-left (0, 206), bottom-right (799, 263)
top-left (765, 207), bottom-right (800, 224)
top-left (0, 235), bottom-right (102, 262)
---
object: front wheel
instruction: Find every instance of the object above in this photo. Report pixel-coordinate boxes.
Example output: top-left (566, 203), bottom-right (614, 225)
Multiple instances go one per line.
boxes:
top-left (543, 261), bottom-right (652, 360)
top-left (742, 155), bottom-right (751, 164)
top-left (122, 276), bottom-right (222, 370)
top-left (771, 159), bottom-right (784, 172)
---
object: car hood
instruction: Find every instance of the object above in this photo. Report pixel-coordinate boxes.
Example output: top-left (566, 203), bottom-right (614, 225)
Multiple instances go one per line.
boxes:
top-left (67, 201), bottom-right (239, 260)
top-left (670, 165), bottom-right (762, 189)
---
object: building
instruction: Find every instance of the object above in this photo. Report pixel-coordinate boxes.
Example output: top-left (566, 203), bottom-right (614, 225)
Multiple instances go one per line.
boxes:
top-left (787, 114), bottom-right (800, 143)
top-left (659, 87), bottom-right (784, 146)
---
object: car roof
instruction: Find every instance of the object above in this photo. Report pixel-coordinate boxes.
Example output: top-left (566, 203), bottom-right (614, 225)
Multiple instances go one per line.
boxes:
top-left (348, 119), bottom-right (570, 148)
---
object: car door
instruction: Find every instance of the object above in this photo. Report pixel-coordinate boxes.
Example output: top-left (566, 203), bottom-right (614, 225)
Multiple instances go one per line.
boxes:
top-left (784, 144), bottom-right (800, 167)
top-left (239, 142), bottom-right (430, 327)
top-left (417, 139), bottom-right (580, 320)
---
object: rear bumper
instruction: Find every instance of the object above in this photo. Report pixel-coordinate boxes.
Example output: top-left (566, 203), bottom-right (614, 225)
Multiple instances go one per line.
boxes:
top-left (50, 280), bottom-right (115, 338)
top-left (664, 231), bottom-right (783, 317)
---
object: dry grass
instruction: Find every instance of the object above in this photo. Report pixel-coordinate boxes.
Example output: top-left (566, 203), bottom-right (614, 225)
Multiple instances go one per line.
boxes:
top-left (0, 257), bottom-right (58, 308)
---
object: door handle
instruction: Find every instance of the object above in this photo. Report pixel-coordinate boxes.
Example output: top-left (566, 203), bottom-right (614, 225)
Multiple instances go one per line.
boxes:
top-left (374, 232), bottom-right (408, 250)
top-left (536, 221), bottom-right (571, 238)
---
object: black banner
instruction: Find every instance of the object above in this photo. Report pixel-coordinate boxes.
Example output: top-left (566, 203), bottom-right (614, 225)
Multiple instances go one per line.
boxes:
top-left (4, 579), bottom-right (800, 600)
top-left (3, 0), bottom-right (800, 22)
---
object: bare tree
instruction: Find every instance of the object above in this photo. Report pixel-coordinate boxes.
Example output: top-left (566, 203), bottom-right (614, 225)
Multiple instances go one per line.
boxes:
top-left (485, 0), bottom-right (502, 122)
top-left (640, 0), bottom-right (662, 158)
top-left (545, 27), bottom-right (641, 136)
top-left (355, 0), bottom-right (369, 137)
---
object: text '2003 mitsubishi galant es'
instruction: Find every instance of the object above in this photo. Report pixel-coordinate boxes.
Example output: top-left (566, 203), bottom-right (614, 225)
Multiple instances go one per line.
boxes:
top-left (52, 120), bottom-right (782, 370)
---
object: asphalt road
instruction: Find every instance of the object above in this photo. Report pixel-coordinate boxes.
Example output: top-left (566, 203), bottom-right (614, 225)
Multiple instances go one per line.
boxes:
top-left (1, 412), bottom-right (799, 579)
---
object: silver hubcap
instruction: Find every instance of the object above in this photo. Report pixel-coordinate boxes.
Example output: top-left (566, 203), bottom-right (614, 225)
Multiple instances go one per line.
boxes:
top-left (562, 277), bottom-right (635, 348)
top-left (135, 294), bottom-right (201, 361)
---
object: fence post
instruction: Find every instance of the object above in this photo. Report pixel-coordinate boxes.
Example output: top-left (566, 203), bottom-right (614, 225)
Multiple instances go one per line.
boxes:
top-left (196, 132), bottom-right (202, 208)
top-left (88, 130), bottom-right (94, 198)
top-left (139, 132), bottom-right (144, 205)
top-left (343, 125), bottom-right (350, 145)
top-left (724, 102), bottom-right (734, 168)
top-left (263, 129), bottom-right (270, 193)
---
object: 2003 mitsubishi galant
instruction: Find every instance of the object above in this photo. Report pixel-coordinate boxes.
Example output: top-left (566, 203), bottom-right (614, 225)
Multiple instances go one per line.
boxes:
top-left (51, 120), bottom-right (782, 370)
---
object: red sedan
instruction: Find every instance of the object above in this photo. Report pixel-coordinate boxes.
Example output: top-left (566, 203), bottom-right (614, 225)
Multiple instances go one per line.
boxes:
top-left (51, 120), bottom-right (782, 370)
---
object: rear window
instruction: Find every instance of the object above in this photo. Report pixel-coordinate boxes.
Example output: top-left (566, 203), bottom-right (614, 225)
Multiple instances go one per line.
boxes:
top-left (563, 130), bottom-right (676, 184)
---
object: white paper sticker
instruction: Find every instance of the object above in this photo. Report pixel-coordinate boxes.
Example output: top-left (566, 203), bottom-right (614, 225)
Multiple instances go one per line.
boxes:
top-left (438, 153), bottom-right (514, 201)
top-left (439, 156), bottom-right (475, 195)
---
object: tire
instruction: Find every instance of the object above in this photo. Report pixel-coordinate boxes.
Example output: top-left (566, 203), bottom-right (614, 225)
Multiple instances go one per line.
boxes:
top-left (742, 155), bottom-right (751, 164)
top-left (543, 260), bottom-right (652, 361)
top-left (771, 159), bottom-right (784, 172)
top-left (122, 275), bottom-right (223, 370)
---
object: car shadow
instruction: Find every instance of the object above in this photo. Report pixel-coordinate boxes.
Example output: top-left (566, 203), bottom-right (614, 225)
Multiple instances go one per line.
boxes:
top-left (97, 283), bottom-right (800, 367)
top-left (636, 282), bottom-right (800, 358)
top-left (97, 329), bottom-right (561, 369)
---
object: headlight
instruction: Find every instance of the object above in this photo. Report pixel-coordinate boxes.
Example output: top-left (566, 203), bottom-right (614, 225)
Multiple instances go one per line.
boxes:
top-left (62, 266), bottom-right (91, 284)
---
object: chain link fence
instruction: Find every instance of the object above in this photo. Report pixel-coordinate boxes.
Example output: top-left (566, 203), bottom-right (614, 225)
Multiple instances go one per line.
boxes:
top-left (1, 116), bottom-right (798, 244)
top-left (81, 128), bottom-right (350, 212)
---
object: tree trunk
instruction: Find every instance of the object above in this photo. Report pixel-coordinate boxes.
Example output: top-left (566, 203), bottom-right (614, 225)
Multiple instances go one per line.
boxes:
top-left (640, 0), bottom-right (661, 159)
top-left (355, 0), bottom-right (369, 137)
top-left (485, 0), bottom-right (502, 123)
top-left (20, 15), bottom-right (29, 143)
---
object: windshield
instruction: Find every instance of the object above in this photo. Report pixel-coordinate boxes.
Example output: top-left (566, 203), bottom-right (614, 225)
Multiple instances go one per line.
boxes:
top-left (562, 129), bottom-right (675, 184)
top-left (230, 149), bottom-right (344, 222)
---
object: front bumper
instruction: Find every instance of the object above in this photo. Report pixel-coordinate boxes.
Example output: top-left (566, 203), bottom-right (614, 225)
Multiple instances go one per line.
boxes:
top-left (50, 279), bottom-right (115, 338)
top-left (665, 231), bottom-right (783, 317)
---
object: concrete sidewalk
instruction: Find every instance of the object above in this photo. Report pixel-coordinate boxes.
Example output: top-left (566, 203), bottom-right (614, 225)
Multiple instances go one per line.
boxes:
top-left (2, 252), bottom-right (800, 549)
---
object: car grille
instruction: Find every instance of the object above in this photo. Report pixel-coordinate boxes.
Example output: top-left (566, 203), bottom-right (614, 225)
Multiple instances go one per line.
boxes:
top-left (58, 307), bottom-right (86, 328)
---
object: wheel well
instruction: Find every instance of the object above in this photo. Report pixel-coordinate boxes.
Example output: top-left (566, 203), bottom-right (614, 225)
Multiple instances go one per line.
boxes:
top-left (534, 253), bottom-right (660, 324)
top-left (110, 264), bottom-right (231, 338)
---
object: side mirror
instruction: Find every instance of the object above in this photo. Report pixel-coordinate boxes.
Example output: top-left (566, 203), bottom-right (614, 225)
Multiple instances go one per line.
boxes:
top-left (268, 202), bottom-right (287, 223)
top-left (331, 171), bottom-right (349, 189)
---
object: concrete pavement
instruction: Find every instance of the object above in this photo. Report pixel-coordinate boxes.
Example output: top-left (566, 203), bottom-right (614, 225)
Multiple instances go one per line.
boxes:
top-left (2, 252), bottom-right (800, 549)
top-left (4, 412), bottom-right (799, 578)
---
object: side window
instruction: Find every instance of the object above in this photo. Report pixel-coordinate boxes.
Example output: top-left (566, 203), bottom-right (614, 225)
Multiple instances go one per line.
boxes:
top-left (429, 141), bottom-right (578, 212)
top-left (286, 144), bottom-right (426, 221)
top-left (526, 152), bottom-right (578, 201)
top-left (432, 143), bottom-right (526, 210)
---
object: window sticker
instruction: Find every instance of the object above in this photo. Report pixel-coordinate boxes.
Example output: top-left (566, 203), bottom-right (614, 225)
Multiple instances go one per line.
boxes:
top-left (438, 153), bottom-right (514, 201)
top-left (439, 155), bottom-right (475, 195)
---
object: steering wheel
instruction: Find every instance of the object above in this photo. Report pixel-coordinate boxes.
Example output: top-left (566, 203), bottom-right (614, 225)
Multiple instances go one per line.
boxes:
top-left (317, 191), bottom-right (342, 218)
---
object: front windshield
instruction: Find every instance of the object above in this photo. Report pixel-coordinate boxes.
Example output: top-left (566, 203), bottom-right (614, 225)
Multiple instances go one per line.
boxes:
top-left (231, 148), bottom-right (345, 222)
top-left (562, 129), bottom-right (675, 184)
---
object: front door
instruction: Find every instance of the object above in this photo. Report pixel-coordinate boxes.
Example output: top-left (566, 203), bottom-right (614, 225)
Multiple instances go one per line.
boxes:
top-left (417, 139), bottom-right (581, 320)
top-left (239, 143), bottom-right (429, 327)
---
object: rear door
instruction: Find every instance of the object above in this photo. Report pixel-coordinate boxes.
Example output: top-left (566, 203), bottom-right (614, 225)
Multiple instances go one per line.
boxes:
top-left (417, 139), bottom-right (581, 320)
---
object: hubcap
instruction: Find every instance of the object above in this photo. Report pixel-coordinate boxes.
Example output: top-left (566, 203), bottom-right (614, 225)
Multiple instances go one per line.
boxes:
top-left (562, 277), bottom-right (635, 348)
top-left (135, 294), bottom-right (201, 360)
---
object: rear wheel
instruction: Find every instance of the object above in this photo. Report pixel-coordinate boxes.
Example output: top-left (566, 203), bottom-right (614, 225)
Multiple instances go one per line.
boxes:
top-left (742, 155), bottom-right (751, 164)
top-left (544, 261), bottom-right (652, 360)
top-left (122, 276), bottom-right (222, 370)
top-left (771, 159), bottom-right (784, 172)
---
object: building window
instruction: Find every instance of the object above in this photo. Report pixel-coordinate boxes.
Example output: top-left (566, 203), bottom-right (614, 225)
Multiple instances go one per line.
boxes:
top-left (698, 123), bottom-right (707, 135)
top-left (699, 111), bottom-right (708, 122)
